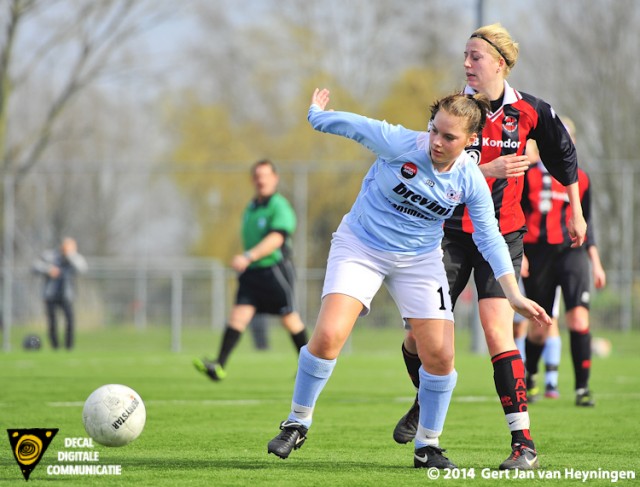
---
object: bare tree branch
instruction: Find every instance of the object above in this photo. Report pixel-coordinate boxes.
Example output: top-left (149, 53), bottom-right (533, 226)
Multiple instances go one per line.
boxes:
top-left (1, 0), bottom-right (179, 182)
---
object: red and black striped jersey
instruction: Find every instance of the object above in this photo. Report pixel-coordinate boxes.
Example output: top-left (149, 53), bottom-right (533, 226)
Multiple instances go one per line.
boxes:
top-left (522, 163), bottom-right (594, 247)
top-left (445, 81), bottom-right (579, 235)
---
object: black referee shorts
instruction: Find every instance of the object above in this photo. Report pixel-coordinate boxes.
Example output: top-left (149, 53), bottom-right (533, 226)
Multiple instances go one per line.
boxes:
top-left (442, 228), bottom-right (524, 308)
top-left (236, 259), bottom-right (298, 315)
top-left (523, 244), bottom-right (591, 315)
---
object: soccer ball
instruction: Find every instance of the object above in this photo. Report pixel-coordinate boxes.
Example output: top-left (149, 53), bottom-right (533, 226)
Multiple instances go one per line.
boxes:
top-left (591, 337), bottom-right (612, 358)
top-left (82, 384), bottom-right (146, 447)
top-left (22, 334), bottom-right (41, 350)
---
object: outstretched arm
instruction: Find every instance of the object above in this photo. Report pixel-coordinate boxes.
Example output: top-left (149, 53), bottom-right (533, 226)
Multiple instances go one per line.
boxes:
top-left (308, 87), bottom-right (418, 160)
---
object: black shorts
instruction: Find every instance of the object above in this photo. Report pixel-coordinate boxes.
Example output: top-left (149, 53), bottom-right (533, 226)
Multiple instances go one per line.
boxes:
top-left (522, 244), bottom-right (591, 315)
top-left (442, 228), bottom-right (524, 308)
top-left (236, 259), bottom-right (297, 315)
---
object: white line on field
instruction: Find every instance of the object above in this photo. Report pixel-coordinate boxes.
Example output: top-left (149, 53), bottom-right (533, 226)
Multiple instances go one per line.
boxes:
top-left (48, 397), bottom-right (491, 408)
top-left (40, 391), bottom-right (640, 408)
top-left (47, 399), bottom-right (268, 407)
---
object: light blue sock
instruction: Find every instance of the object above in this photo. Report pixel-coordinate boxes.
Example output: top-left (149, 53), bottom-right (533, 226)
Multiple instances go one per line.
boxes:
top-left (415, 368), bottom-right (457, 448)
top-left (287, 346), bottom-right (336, 428)
top-left (543, 336), bottom-right (561, 387)
top-left (515, 336), bottom-right (526, 363)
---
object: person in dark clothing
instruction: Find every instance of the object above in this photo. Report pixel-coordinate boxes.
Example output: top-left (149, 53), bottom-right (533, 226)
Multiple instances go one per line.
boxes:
top-left (32, 237), bottom-right (88, 350)
top-left (521, 133), bottom-right (606, 407)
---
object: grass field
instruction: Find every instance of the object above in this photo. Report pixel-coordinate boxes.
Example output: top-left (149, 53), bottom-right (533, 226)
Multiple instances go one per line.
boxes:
top-left (1, 325), bottom-right (638, 486)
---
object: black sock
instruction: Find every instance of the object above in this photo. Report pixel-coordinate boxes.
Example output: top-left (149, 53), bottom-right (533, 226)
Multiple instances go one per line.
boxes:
top-left (217, 326), bottom-right (242, 367)
top-left (290, 329), bottom-right (308, 353)
top-left (570, 330), bottom-right (591, 390)
top-left (524, 338), bottom-right (544, 377)
top-left (545, 364), bottom-right (559, 373)
top-left (492, 350), bottom-right (534, 450)
top-left (401, 342), bottom-right (422, 390)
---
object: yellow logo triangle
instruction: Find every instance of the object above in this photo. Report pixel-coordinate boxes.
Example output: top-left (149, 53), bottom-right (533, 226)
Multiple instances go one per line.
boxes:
top-left (7, 428), bottom-right (59, 481)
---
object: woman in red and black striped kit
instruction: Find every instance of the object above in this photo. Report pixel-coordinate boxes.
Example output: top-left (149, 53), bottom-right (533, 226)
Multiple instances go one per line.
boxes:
top-left (393, 23), bottom-right (587, 470)
top-left (521, 131), bottom-right (606, 408)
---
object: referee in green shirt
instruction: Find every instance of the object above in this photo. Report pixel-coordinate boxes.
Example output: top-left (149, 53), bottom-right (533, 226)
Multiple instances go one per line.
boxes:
top-left (195, 159), bottom-right (308, 381)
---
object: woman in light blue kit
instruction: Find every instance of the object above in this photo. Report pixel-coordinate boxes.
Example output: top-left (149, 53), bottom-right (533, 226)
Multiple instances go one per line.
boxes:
top-left (267, 88), bottom-right (551, 469)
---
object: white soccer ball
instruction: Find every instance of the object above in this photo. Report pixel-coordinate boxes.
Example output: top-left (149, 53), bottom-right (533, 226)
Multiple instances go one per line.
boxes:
top-left (591, 337), bottom-right (612, 358)
top-left (82, 384), bottom-right (146, 447)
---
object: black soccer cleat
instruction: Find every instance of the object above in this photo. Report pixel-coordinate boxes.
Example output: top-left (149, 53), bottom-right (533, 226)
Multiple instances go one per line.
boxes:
top-left (193, 358), bottom-right (227, 381)
top-left (575, 389), bottom-right (595, 407)
top-left (499, 443), bottom-right (539, 470)
top-left (267, 420), bottom-right (308, 459)
top-left (414, 445), bottom-right (458, 469)
top-left (393, 398), bottom-right (420, 444)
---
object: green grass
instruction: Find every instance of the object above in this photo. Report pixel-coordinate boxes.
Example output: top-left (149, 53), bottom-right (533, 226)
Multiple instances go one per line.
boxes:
top-left (1, 326), bottom-right (638, 486)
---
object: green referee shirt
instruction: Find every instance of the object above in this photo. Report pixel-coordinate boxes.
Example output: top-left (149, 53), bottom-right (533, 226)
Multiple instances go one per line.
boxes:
top-left (242, 192), bottom-right (297, 269)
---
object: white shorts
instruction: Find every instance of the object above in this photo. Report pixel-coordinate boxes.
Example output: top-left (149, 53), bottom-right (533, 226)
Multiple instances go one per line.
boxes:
top-left (322, 221), bottom-right (454, 322)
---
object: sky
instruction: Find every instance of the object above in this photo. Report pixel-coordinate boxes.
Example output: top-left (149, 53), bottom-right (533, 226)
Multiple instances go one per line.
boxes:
top-left (132, 0), bottom-right (529, 92)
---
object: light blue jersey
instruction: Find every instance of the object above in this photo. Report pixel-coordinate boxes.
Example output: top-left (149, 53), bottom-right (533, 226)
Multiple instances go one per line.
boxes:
top-left (309, 104), bottom-right (514, 279)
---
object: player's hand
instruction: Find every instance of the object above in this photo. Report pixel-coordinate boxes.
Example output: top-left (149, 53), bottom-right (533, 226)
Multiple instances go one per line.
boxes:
top-left (311, 88), bottom-right (331, 111)
top-left (479, 154), bottom-right (530, 179)
top-left (510, 296), bottom-right (552, 328)
top-left (568, 214), bottom-right (587, 247)
top-left (593, 266), bottom-right (606, 289)
top-left (230, 254), bottom-right (251, 273)
top-left (48, 266), bottom-right (61, 278)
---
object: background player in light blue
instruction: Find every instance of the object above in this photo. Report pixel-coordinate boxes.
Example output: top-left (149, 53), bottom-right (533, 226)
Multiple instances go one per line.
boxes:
top-left (267, 88), bottom-right (552, 469)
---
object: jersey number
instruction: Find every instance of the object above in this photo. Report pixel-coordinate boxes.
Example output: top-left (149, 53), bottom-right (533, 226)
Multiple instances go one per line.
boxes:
top-left (437, 286), bottom-right (448, 311)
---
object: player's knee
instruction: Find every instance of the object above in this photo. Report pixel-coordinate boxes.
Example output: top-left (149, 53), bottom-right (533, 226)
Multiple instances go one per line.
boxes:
top-left (527, 326), bottom-right (547, 344)
top-left (307, 333), bottom-right (343, 360)
top-left (420, 349), bottom-right (454, 375)
top-left (281, 312), bottom-right (305, 333)
top-left (227, 320), bottom-right (249, 332)
top-left (403, 332), bottom-right (418, 354)
top-left (568, 320), bottom-right (589, 333)
top-left (566, 307), bottom-right (589, 332)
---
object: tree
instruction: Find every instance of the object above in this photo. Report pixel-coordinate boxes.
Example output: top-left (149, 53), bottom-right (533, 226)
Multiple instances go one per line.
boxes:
top-left (514, 0), bottom-right (640, 271)
top-left (1, 0), bottom-right (177, 180)
top-left (0, 0), bottom-right (187, 256)
top-left (166, 0), bottom-right (465, 266)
